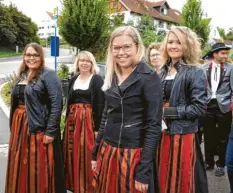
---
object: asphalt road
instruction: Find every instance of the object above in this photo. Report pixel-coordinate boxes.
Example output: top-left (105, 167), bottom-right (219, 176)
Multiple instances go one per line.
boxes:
top-left (0, 48), bottom-right (75, 78)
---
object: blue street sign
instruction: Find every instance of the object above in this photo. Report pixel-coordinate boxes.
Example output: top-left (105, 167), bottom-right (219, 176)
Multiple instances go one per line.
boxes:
top-left (51, 36), bottom-right (59, 57)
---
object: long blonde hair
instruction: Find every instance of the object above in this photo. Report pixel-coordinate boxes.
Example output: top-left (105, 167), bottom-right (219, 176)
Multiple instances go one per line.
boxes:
top-left (160, 27), bottom-right (202, 65)
top-left (102, 26), bottom-right (145, 91)
top-left (74, 51), bottom-right (99, 74)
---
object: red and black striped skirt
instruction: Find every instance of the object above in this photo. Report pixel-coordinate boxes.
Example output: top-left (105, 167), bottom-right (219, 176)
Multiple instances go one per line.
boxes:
top-left (5, 105), bottom-right (65, 193)
top-left (63, 103), bottom-right (95, 193)
top-left (92, 141), bottom-right (142, 193)
top-left (156, 131), bottom-right (208, 193)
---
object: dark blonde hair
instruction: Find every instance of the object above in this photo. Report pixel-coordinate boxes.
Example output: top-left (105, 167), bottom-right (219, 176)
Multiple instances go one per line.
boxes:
top-left (18, 43), bottom-right (45, 81)
top-left (160, 27), bottom-right (202, 65)
top-left (146, 42), bottom-right (161, 64)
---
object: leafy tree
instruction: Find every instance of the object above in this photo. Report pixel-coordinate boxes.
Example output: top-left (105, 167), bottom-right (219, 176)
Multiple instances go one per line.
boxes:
top-left (217, 27), bottom-right (226, 40)
top-left (181, 0), bottom-right (211, 46)
top-left (0, 4), bottom-right (39, 48)
top-left (8, 4), bottom-right (39, 46)
top-left (0, 5), bottom-right (17, 46)
top-left (59, 0), bottom-right (110, 51)
top-left (89, 15), bottom-right (124, 61)
top-left (225, 27), bottom-right (233, 41)
top-left (137, 15), bottom-right (165, 47)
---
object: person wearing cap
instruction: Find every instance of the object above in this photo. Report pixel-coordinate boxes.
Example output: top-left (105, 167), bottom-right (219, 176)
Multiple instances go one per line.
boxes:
top-left (202, 42), bottom-right (233, 177)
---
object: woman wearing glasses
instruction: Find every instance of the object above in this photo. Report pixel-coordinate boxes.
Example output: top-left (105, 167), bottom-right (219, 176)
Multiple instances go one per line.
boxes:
top-left (5, 43), bottom-right (66, 193)
top-left (156, 27), bottom-right (208, 193)
top-left (91, 26), bottom-right (163, 193)
top-left (147, 42), bottom-right (162, 74)
top-left (62, 51), bottom-right (105, 193)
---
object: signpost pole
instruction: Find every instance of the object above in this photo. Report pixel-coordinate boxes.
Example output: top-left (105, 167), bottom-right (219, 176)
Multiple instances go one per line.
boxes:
top-left (54, 7), bottom-right (59, 72)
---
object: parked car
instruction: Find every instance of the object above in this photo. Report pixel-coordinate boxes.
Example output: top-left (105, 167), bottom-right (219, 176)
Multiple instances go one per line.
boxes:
top-left (97, 63), bottom-right (106, 79)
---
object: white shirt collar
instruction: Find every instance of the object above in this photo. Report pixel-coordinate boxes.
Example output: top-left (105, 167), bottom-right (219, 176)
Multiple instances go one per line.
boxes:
top-left (212, 61), bottom-right (220, 68)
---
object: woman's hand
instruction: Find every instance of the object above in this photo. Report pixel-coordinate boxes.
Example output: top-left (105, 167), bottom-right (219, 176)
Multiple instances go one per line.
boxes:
top-left (94, 132), bottom-right (98, 138)
top-left (135, 181), bottom-right (148, 193)
top-left (43, 135), bottom-right (54, 144)
top-left (91, 160), bottom-right (97, 171)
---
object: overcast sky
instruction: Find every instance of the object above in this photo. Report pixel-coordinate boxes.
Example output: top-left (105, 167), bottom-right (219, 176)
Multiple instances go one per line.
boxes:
top-left (2, 0), bottom-right (233, 31)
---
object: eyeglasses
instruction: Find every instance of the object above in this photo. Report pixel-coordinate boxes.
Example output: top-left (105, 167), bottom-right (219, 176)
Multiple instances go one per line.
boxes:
top-left (79, 59), bottom-right (92, 64)
top-left (150, 53), bottom-right (160, 58)
top-left (112, 43), bottom-right (136, 53)
top-left (24, 53), bottom-right (40, 58)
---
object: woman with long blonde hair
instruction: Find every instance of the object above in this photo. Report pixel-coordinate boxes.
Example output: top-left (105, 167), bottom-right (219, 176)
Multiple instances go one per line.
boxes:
top-left (156, 27), bottom-right (208, 193)
top-left (92, 26), bottom-right (163, 193)
top-left (63, 51), bottom-right (105, 193)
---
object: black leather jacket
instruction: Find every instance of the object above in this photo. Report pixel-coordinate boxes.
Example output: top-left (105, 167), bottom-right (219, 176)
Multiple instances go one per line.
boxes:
top-left (93, 62), bottom-right (163, 184)
top-left (160, 61), bottom-right (207, 134)
top-left (10, 68), bottom-right (63, 137)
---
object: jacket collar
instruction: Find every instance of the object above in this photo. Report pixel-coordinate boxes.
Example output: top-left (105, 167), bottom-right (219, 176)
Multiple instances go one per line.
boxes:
top-left (160, 60), bottom-right (186, 79)
top-left (111, 61), bottom-right (151, 96)
top-left (206, 62), bottom-right (226, 90)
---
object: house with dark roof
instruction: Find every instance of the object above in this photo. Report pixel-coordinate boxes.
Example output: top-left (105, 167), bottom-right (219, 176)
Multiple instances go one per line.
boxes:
top-left (108, 0), bottom-right (181, 32)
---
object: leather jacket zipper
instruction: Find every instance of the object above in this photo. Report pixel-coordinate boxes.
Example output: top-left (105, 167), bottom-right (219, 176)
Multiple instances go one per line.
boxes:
top-left (124, 121), bottom-right (142, 128)
top-left (118, 98), bottom-right (123, 148)
top-left (112, 89), bottom-right (125, 148)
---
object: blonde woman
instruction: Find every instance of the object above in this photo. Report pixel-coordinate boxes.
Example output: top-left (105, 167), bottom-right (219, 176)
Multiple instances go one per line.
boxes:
top-left (91, 26), bottom-right (163, 193)
top-left (63, 51), bottom-right (105, 193)
top-left (156, 27), bottom-right (208, 193)
top-left (147, 42), bottom-right (162, 73)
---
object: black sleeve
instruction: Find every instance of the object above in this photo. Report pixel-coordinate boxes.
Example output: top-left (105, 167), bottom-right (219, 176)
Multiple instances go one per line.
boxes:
top-left (175, 68), bottom-right (207, 119)
top-left (135, 72), bottom-right (163, 184)
top-left (9, 86), bottom-right (18, 130)
top-left (43, 71), bottom-right (63, 137)
top-left (65, 75), bottom-right (77, 119)
top-left (93, 75), bottom-right (105, 131)
top-left (92, 100), bottom-right (107, 161)
top-left (230, 66), bottom-right (233, 111)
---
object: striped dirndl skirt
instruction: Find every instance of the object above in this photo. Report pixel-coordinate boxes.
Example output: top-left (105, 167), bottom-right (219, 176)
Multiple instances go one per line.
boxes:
top-left (5, 105), bottom-right (65, 193)
top-left (92, 141), bottom-right (143, 193)
top-left (63, 103), bottom-right (95, 193)
top-left (156, 131), bottom-right (208, 193)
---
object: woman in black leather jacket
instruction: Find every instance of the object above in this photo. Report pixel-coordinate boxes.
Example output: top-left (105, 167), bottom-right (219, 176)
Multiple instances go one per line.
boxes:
top-left (91, 26), bottom-right (163, 193)
top-left (5, 43), bottom-right (66, 193)
top-left (156, 27), bottom-right (208, 193)
top-left (62, 51), bottom-right (105, 193)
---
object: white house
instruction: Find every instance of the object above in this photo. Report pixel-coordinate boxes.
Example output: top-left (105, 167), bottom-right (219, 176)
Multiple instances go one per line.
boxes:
top-left (37, 12), bottom-right (60, 39)
top-left (108, 0), bottom-right (181, 32)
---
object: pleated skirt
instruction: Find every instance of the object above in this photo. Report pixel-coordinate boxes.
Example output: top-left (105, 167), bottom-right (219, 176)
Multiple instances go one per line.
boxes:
top-left (63, 103), bottom-right (95, 193)
top-left (92, 141), bottom-right (144, 193)
top-left (5, 105), bottom-right (66, 193)
top-left (156, 131), bottom-right (208, 193)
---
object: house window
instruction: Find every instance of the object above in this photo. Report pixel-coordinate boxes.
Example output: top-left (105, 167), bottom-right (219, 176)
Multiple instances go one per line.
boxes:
top-left (161, 8), bottom-right (168, 15)
top-left (167, 23), bottom-right (171, 29)
top-left (159, 21), bottom-right (164, 28)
